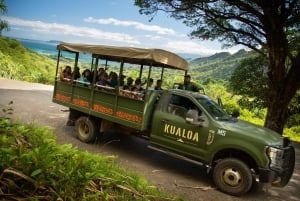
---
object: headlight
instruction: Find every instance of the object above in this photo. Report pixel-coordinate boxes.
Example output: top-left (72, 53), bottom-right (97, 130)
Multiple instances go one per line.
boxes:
top-left (266, 146), bottom-right (284, 171)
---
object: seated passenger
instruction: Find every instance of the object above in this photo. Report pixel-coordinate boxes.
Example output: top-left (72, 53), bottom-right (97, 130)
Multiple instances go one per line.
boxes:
top-left (96, 67), bottom-right (105, 82)
top-left (97, 72), bottom-right (109, 86)
top-left (133, 78), bottom-right (144, 92)
top-left (77, 69), bottom-right (91, 87)
top-left (72, 66), bottom-right (81, 80)
top-left (108, 72), bottom-right (118, 88)
top-left (60, 65), bottom-right (72, 81)
top-left (120, 74), bottom-right (126, 87)
top-left (146, 78), bottom-right (154, 90)
top-left (123, 77), bottom-right (134, 90)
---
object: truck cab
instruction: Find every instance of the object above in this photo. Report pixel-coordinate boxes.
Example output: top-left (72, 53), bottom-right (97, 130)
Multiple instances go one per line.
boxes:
top-left (52, 42), bottom-right (295, 196)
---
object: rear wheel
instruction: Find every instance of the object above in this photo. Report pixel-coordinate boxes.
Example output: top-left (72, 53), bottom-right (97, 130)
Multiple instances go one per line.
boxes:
top-left (75, 116), bottom-right (99, 143)
top-left (213, 158), bottom-right (253, 196)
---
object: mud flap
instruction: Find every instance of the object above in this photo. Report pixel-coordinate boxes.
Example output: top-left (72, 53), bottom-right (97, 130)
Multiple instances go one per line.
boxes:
top-left (272, 146), bottom-right (295, 187)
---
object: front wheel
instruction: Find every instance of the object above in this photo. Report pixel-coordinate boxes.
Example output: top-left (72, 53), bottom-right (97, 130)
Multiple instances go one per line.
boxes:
top-left (75, 116), bottom-right (99, 143)
top-left (213, 158), bottom-right (253, 196)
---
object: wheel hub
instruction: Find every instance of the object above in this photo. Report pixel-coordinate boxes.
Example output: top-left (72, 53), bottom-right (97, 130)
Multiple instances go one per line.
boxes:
top-left (79, 123), bottom-right (89, 135)
top-left (222, 168), bottom-right (241, 186)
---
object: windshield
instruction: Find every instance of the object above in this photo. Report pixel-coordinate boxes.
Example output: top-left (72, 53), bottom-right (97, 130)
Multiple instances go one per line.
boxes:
top-left (196, 96), bottom-right (230, 120)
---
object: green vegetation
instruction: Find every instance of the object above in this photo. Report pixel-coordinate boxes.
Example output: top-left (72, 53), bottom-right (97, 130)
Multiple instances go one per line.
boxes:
top-left (0, 37), bottom-right (56, 84)
top-left (0, 109), bottom-right (183, 201)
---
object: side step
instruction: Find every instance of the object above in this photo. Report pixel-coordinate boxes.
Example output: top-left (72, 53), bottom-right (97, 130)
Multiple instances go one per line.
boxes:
top-left (148, 145), bottom-right (204, 166)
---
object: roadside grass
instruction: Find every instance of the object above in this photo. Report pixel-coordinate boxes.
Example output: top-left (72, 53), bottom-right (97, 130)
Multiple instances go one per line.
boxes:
top-left (0, 117), bottom-right (186, 201)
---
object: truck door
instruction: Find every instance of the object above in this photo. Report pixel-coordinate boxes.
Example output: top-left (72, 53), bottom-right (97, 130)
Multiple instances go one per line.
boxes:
top-left (150, 93), bottom-right (210, 159)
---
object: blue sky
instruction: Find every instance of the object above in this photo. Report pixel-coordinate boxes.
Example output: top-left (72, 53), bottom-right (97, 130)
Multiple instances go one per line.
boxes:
top-left (2, 0), bottom-right (242, 56)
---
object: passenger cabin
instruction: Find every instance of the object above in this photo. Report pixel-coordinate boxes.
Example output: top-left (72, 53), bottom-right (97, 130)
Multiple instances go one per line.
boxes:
top-left (52, 42), bottom-right (188, 131)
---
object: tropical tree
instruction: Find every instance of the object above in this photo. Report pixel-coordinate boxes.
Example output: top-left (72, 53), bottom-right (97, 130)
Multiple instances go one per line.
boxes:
top-left (229, 54), bottom-right (269, 110)
top-left (230, 54), bottom-right (300, 128)
top-left (0, 0), bottom-right (8, 36)
top-left (135, 0), bottom-right (300, 134)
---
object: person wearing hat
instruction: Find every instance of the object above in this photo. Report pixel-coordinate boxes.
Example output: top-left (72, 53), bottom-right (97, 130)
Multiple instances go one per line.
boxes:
top-left (178, 74), bottom-right (203, 92)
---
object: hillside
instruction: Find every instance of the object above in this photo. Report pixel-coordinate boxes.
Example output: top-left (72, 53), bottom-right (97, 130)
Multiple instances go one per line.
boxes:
top-left (0, 37), bottom-right (56, 84)
top-left (188, 49), bottom-right (249, 81)
top-left (0, 36), bottom-right (249, 84)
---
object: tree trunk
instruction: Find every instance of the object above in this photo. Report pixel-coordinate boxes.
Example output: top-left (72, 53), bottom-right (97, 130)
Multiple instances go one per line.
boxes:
top-left (264, 52), bottom-right (300, 134)
top-left (264, 90), bottom-right (289, 134)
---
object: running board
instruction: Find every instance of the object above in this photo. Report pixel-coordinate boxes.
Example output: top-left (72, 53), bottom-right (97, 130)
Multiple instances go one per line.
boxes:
top-left (148, 145), bottom-right (204, 166)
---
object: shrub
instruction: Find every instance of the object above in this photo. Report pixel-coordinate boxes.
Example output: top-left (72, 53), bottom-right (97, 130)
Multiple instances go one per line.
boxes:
top-left (0, 118), bottom-right (179, 201)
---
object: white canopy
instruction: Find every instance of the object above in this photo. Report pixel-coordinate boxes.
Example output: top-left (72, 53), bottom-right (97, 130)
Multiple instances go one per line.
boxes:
top-left (57, 42), bottom-right (189, 71)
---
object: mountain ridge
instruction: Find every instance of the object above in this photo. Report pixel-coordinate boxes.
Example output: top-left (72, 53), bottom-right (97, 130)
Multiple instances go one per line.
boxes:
top-left (188, 49), bottom-right (249, 81)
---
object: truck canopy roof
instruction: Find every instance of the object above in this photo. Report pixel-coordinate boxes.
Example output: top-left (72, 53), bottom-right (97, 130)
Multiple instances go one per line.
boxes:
top-left (57, 42), bottom-right (188, 71)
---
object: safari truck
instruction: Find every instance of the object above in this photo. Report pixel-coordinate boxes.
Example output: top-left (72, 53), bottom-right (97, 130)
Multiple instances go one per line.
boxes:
top-left (52, 42), bottom-right (295, 196)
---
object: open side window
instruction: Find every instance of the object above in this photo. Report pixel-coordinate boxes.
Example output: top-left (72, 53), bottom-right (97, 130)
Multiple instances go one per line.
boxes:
top-left (166, 94), bottom-right (208, 127)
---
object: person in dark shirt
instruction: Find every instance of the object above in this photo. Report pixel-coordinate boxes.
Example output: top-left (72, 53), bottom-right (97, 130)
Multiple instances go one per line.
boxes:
top-left (178, 75), bottom-right (203, 92)
top-left (72, 66), bottom-right (80, 80)
top-left (154, 79), bottom-right (163, 91)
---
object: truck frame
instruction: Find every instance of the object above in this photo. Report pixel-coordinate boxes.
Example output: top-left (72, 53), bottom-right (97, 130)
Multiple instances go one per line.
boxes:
top-left (52, 42), bottom-right (295, 196)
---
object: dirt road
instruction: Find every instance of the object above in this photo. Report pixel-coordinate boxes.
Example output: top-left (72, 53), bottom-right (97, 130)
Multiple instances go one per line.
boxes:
top-left (0, 78), bottom-right (299, 201)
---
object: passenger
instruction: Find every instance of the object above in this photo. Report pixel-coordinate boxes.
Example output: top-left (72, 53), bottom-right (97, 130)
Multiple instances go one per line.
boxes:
top-left (86, 69), bottom-right (93, 83)
top-left (97, 72), bottom-right (109, 86)
top-left (154, 79), bottom-right (163, 91)
top-left (133, 78), bottom-right (144, 92)
top-left (96, 67), bottom-right (105, 82)
top-left (123, 77), bottom-right (134, 90)
top-left (77, 69), bottom-right (91, 87)
top-left (146, 78), bottom-right (154, 90)
top-left (120, 74), bottom-right (126, 86)
top-left (60, 65), bottom-right (72, 81)
top-left (178, 75), bottom-right (203, 92)
top-left (108, 72), bottom-right (118, 88)
top-left (72, 66), bottom-right (81, 80)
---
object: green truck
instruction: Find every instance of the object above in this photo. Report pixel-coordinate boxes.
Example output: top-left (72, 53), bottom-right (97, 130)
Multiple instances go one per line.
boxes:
top-left (52, 42), bottom-right (295, 196)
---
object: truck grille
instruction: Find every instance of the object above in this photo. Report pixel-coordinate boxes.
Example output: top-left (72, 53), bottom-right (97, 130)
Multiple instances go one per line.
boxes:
top-left (274, 145), bottom-right (295, 187)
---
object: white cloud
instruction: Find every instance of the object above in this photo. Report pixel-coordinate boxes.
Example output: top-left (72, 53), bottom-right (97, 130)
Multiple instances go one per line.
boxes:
top-left (3, 16), bottom-right (240, 55)
top-left (4, 16), bottom-right (140, 44)
top-left (84, 17), bottom-right (176, 35)
top-left (145, 34), bottom-right (162, 40)
top-left (164, 41), bottom-right (223, 56)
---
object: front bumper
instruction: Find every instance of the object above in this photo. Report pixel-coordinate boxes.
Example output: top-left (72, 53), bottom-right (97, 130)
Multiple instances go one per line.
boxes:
top-left (259, 145), bottom-right (295, 187)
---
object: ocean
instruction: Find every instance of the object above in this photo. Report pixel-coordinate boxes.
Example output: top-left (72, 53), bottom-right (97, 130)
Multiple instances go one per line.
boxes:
top-left (19, 39), bottom-right (58, 57)
top-left (18, 38), bottom-right (91, 63)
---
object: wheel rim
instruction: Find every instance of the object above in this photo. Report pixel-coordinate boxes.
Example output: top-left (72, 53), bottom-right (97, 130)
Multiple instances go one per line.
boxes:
top-left (79, 122), bottom-right (89, 136)
top-left (222, 168), bottom-right (242, 187)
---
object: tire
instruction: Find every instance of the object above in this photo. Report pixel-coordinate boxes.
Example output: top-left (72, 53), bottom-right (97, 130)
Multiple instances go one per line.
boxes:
top-left (213, 158), bottom-right (253, 196)
top-left (75, 116), bottom-right (99, 143)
